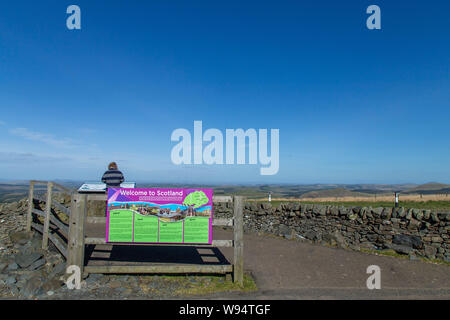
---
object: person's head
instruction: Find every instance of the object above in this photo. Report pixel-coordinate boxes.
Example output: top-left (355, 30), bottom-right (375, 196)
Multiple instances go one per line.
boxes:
top-left (108, 162), bottom-right (118, 170)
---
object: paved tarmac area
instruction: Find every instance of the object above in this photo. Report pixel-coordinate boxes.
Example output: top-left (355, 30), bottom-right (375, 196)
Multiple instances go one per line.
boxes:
top-left (85, 224), bottom-right (450, 299)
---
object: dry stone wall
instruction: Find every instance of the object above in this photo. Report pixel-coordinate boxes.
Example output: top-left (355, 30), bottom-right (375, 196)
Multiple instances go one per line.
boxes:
top-left (2, 196), bottom-right (448, 263)
top-left (214, 202), bottom-right (450, 262)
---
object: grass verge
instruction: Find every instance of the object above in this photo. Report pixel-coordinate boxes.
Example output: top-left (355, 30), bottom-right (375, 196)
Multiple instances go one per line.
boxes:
top-left (137, 273), bottom-right (257, 297)
top-left (360, 248), bottom-right (450, 266)
top-left (249, 200), bottom-right (450, 211)
top-left (171, 273), bottom-right (257, 296)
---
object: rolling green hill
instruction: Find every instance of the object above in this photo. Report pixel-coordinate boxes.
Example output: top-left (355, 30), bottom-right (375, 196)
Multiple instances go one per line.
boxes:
top-left (405, 182), bottom-right (450, 194)
top-left (299, 188), bottom-right (370, 199)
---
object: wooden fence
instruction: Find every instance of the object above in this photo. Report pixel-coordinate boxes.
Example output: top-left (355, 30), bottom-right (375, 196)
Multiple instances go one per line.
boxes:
top-left (26, 181), bottom-right (244, 285)
top-left (26, 180), bottom-right (71, 258)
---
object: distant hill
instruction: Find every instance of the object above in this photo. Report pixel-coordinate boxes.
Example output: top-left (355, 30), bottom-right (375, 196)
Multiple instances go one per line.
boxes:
top-left (300, 188), bottom-right (369, 199)
top-left (0, 181), bottom-right (449, 203)
top-left (346, 184), bottom-right (417, 194)
top-left (404, 182), bottom-right (450, 195)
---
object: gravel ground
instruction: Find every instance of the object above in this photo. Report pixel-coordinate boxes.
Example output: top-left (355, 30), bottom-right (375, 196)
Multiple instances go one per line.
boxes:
top-left (1, 198), bottom-right (449, 300)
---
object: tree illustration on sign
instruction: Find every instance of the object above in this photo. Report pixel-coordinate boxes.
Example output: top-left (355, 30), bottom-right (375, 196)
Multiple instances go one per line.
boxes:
top-left (183, 191), bottom-right (209, 209)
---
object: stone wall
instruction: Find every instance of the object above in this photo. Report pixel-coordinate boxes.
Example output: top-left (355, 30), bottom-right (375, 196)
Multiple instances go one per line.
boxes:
top-left (214, 202), bottom-right (450, 262)
top-left (2, 196), bottom-right (448, 262)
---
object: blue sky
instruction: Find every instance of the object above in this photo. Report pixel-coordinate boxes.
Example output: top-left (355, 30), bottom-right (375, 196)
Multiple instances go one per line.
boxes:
top-left (0, 0), bottom-right (449, 184)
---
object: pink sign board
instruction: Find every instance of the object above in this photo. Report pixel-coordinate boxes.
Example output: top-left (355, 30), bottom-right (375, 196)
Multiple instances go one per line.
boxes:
top-left (106, 188), bottom-right (213, 244)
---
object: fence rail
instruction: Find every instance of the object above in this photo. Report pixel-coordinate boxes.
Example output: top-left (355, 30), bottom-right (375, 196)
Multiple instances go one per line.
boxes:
top-left (27, 181), bottom-right (71, 258)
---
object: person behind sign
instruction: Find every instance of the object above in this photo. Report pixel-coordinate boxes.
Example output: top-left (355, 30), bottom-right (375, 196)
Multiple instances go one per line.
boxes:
top-left (101, 162), bottom-right (125, 188)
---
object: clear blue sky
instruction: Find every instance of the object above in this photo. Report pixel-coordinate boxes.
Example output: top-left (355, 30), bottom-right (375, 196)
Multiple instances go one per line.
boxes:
top-left (0, 0), bottom-right (449, 184)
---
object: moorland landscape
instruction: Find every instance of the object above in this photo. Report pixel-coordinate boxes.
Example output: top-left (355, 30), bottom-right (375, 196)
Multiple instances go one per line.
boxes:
top-left (1, 180), bottom-right (449, 211)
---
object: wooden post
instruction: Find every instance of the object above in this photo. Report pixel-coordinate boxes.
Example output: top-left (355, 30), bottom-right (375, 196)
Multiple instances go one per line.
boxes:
top-left (26, 181), bottom-right (35, 232)
top-left (42, 182), bottom-right (53, 249)
top-left (67, 193), bottom-right (87, 274)
top-left (233, 196), bottom-right (244, 286)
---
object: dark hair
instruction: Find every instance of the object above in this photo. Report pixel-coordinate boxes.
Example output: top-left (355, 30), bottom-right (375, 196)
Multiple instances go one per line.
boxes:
top-left (108, 162), bottom-right (118, 170)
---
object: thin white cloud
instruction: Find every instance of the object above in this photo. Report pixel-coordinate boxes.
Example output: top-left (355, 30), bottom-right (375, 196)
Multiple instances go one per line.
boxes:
top-left (0, 152), bottom-right (71, 163)
top-left (9, 127), bottom-right (77, 148)
top-left (78, 128), bottom-right (96, 135)
top-left (0, 120), bottom-right (6, 126)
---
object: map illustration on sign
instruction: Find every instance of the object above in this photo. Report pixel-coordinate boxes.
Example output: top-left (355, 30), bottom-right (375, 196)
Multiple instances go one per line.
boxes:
top-left (182, 190), bottom-right (209, 208)
top-left (106, 188), bottom-right (213, 244)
